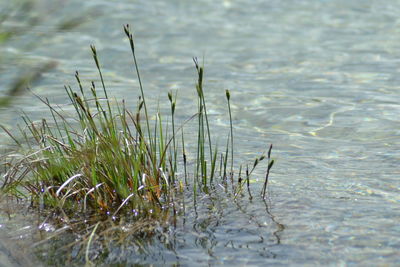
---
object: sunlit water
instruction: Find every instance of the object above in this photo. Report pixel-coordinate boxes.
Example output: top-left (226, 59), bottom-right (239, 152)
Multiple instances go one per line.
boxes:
top-left (1, 0), bottom-right (400, 265)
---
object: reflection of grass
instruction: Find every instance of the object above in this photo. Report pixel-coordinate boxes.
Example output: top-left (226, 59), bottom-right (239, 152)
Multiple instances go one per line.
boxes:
top-left (1, 25), bottom-right (274, 263)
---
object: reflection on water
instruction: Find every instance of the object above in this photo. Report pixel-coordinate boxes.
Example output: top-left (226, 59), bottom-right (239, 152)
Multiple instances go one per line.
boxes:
top-left (1, 0), bottom-right (400, 265)
top-left (11, 190), bottom-right (284, 266)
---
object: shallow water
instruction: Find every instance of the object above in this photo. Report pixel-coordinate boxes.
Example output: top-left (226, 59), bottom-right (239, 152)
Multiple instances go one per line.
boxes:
top-left (1, 0), bottom-right (400, 265)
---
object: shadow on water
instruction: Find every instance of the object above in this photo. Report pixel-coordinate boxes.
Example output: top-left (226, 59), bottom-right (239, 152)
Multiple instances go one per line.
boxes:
top-left (2, 186), bottom-right (285, 266)
top-left (109, 190), bottom-right (285, 266)
top-left (131, 190), bottom-right (285, 265)
top-left (230, 195), bottom-right (285, 259)
top-left (263, 199), bottom-right (285, 246)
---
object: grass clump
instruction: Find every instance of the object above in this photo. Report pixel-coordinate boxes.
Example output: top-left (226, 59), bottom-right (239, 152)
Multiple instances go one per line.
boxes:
top-left (1, 25), bottom-right (274, 226)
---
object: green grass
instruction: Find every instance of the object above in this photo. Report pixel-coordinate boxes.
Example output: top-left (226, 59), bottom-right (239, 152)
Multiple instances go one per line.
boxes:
top-left (1, 25), bottom-right (273, 226)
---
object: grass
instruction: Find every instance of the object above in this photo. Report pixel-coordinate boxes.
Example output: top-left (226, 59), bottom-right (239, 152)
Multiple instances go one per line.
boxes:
top-left (0, 25), bottom-right (274, 229)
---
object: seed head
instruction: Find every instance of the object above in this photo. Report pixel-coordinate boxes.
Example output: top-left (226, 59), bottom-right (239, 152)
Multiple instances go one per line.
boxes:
top-left (225, 89), bottom-right (230, 100)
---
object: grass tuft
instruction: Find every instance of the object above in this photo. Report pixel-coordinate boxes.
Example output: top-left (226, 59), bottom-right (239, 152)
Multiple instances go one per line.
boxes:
top-left (1, 25), bottom-right (274, 228)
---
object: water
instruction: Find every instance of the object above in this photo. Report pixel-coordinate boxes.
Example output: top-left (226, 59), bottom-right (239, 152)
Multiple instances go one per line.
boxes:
top-left (1, 0), bottom-right (400, 265)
